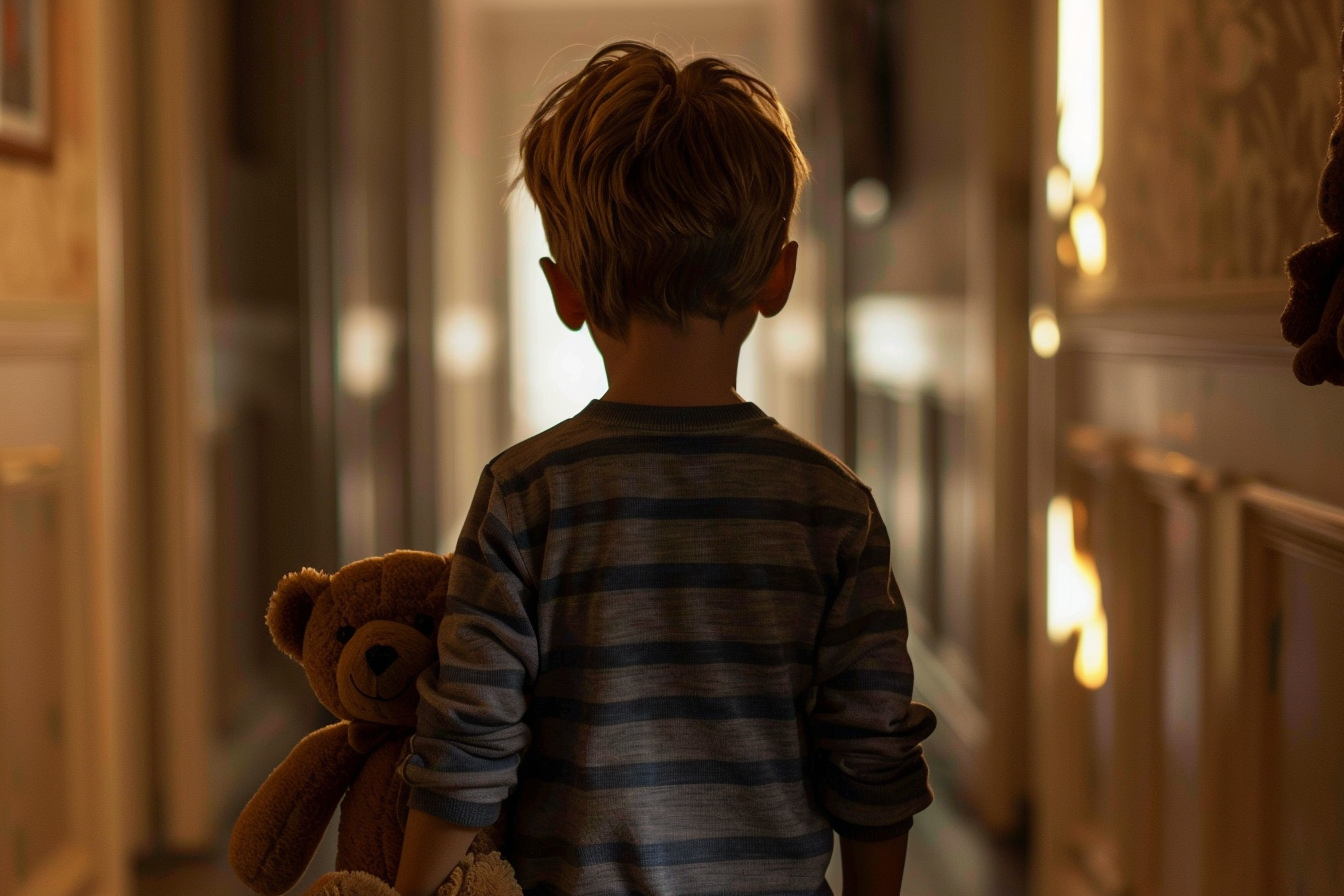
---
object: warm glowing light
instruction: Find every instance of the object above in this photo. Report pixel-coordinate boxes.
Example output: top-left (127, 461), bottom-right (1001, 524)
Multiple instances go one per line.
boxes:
top-left (848, 296), bottom-right (932, 388)
top-left (1029, 307), bottom-right (1061, 359)
top-left (436, 306), bottom-right (495, 378)
top-left (1046, 165), bottom-right (1074, 221)
top-left (508, 186), bottom-right (608, 440)
top-left (1057, 0), bottom-right (1103, 199)
top-left (1056, 232), bottom-right (1078, 268)
top-left (1047, 496), bottom-right (1090, 642)
top-left (1046, 495), bottom-right (1109, 688)
top-left (339, 305), bottom-right (398, 398)
top-left (846, 178), bottom-right (891, 228)
top-left (772, 313), bottom-right (822, 375)
top-left (1074, 609), bottom-right (1109, 689)
top-left (1070, 203), bottom-right (1108, 276)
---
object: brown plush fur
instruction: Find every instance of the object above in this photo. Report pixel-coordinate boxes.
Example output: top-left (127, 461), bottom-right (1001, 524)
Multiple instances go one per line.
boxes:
top-left (228, 550), bottom-right (521, 896)
top-left (1283, 27), bottom-right (1344, 385)
top-left (229, 723), bottom-right (367, 892)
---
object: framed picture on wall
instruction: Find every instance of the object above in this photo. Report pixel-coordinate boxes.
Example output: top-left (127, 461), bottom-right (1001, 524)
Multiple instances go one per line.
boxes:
top-left (0, 0), bottom-right (50, 159)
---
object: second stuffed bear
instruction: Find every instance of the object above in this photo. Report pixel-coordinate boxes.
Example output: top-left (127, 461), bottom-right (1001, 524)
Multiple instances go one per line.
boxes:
top-left (1283, 26), bottom-right (1344, 385)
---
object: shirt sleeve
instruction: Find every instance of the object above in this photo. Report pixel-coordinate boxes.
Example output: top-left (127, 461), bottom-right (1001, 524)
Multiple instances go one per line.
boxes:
top-left (400, 465), bottom-right (538, 829)
top-left (808, 491), bottom-right (937, 841)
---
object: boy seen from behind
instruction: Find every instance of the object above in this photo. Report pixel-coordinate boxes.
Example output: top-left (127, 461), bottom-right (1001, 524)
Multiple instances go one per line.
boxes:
top-left (395, 41), bottom-right (936, 896)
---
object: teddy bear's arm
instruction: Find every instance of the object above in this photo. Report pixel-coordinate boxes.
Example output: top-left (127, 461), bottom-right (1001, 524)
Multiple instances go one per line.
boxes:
top-left (229, 721), bottom-right (365, 896)
top-left (1285, 233), bottom-right (1344, 347)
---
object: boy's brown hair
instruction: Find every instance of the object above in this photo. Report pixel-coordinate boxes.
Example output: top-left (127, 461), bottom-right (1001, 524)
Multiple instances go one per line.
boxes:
top-left (519, 41), bottom-right (809, 337)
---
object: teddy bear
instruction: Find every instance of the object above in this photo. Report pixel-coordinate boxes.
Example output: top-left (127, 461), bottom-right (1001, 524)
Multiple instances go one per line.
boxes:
top-left (228, 549), bottom-right (522, 896)
top-left (1283, 26), bottom-right (1344, 386)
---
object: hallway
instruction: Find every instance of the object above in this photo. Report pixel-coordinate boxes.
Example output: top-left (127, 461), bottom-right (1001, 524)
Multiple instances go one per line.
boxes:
top-left (133, 754), bottom-right (1028, 896)
top-left (3, 1), bottom-right (1344, 895)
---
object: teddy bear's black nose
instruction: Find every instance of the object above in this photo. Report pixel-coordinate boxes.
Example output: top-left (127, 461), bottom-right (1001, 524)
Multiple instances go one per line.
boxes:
top-left (365, 644), bottom-right (399, 676)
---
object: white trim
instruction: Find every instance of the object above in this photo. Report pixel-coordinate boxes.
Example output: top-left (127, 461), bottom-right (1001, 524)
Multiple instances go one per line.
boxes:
top-left (1240, 482), bottom-right (1344, 573)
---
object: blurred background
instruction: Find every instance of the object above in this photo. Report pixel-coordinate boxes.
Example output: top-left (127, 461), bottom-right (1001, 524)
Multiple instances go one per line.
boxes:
top-left (2, 0), bottom-right (1344, 894)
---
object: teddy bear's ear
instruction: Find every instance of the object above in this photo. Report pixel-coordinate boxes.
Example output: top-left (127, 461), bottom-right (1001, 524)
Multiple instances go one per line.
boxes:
top-left (266, 568), bottom-right (330, 663)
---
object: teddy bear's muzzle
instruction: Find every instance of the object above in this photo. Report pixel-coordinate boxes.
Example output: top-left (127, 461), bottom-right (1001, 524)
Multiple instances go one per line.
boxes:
top-left (336, 620), bottom-right (436, 725)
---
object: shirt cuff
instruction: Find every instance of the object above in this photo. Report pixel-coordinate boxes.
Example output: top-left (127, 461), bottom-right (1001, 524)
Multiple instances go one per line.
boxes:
top-left (406, 787), bottom-right (501, 829)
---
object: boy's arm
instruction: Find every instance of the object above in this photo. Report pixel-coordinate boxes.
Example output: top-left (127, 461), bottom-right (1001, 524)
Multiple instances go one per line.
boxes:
top-left (396, 466), bottom-right (538, 888)
top-left (840, 832), bottom-right (908, 896)
top-left (393, 809), bottom-right (482, 896)
top-left (809, 492), bottom-right (936, 860)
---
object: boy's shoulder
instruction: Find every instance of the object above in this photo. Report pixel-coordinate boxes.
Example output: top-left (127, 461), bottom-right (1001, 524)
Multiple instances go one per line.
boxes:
top-left (754, 422), bottom-right (873, 497)
top-left (484, 412), bottom-right (600, 485)
top-left (486, 406), bottom-right (874, 509)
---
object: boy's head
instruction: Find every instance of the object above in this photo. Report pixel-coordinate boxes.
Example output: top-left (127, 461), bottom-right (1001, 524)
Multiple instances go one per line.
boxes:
top-left (519, 41), bottom-right (809, 338)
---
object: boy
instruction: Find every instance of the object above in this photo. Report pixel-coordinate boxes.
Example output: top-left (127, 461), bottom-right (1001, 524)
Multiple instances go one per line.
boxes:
top-left (395, 42), bottom-right (935, 896)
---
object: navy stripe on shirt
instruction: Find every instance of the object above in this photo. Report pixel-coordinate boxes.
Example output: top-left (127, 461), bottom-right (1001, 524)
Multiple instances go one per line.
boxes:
top-left (497, 434), bottom-right (855, 497)
top-left (527, 756), bottom-right (809, 791)
top-left (538, 639), bottom-right (815, 674)
top-left (514, 496), bottom-right (868, 550)
top-left (513, 828), bottom-right (836, 868)
top-left (538, 562), bottom-right (831, 603)
top-left (530, 694), bottom-right (799, 726)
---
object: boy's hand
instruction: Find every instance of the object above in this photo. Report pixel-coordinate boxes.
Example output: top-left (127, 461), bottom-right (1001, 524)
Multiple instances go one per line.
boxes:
top-left (393, 809), bottom-right (482, 896)
top-left (840, 832), bottom-right (908, 896)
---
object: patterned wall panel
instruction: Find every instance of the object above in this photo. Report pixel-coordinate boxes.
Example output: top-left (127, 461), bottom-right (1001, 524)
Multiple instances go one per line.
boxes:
top-left (1096, 0), bottom-right (1343, 293)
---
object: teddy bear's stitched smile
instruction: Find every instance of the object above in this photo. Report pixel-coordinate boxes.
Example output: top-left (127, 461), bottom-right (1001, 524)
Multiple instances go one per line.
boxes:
top-left (350, 673), bottom-right (415, 703)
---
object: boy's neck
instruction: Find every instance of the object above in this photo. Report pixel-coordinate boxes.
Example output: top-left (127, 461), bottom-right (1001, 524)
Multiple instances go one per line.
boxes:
top-left (593, 309), bottom-right (756, 407)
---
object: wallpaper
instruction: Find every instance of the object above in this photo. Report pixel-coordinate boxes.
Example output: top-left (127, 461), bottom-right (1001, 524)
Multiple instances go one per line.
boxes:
top-left (1102, 0), bottom-right (1344, 291)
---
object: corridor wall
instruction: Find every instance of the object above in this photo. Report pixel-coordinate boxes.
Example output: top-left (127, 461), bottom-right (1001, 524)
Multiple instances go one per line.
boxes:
top-left (0, 0), bottom-right (132, 893)
top-left (1030, 1), bottom-right (1344, 895)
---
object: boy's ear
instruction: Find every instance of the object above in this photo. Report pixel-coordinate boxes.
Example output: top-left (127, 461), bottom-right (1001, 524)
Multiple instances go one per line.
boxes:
top-left (754, 241), bottom-right (798, 319)
top-left (540, 258), bottom-right (587, 331)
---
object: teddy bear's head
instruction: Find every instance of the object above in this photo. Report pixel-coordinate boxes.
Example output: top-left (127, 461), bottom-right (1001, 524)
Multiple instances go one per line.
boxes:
top-left (265, 550), bottom-right (450, 726)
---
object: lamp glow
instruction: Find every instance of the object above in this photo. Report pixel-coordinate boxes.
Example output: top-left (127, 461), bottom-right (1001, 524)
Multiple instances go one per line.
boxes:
top-left (1046, 495), bottom-right (1110, 689)
top-left (1074, 609), bottom-right (1109, 690)
top-left (772, 314), bottom-right (822, 375)
top-left (508, 184), bottom-right (607, 440)
top-left (846, 178), bottom-right (891, 228)
top-left (1057, 0), bottom-right (1103, 199)
top-left (436, 306), bottom-right (495, 379)
top-left (1047, 496), bottom-right (1090, 642)
top-left (339, 305), bottom-right (398, 398)
top-left (1070, 203), bottom-right (1108, 276)
top-left (1046, 165), bottom-right (1075, 221)
top-left (1029, 307), bottom-right (1062, 359)
top-left (848, 296), bottom-right (932, 388)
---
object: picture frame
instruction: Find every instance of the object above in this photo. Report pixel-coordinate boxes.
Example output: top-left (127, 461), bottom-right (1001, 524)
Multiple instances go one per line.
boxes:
top-left (0, 0), bottom-right (50, 160)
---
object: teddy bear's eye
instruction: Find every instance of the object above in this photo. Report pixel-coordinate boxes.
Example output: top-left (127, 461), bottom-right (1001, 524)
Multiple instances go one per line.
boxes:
top-left (336, 625), bottom-right (356, 644)
top-left (413, 614), bottom-right (435, 637)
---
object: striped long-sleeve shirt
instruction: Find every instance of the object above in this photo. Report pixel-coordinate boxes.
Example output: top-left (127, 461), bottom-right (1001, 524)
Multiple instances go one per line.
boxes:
top-left (401, 400), bottom-right (936, 896)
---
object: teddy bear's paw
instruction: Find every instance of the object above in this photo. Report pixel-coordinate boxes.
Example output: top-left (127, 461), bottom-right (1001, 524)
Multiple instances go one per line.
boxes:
top-left (304, 869), bottom-right (397, 896)
top-left (1292, 332), bottom-right (1344, 385)
top-left (435, 850), bottom-right (523, 896)
top-left (1284, 236), bottom-right (1344, 346)
top-left (1284, 284), bottom-right (1332, 347)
